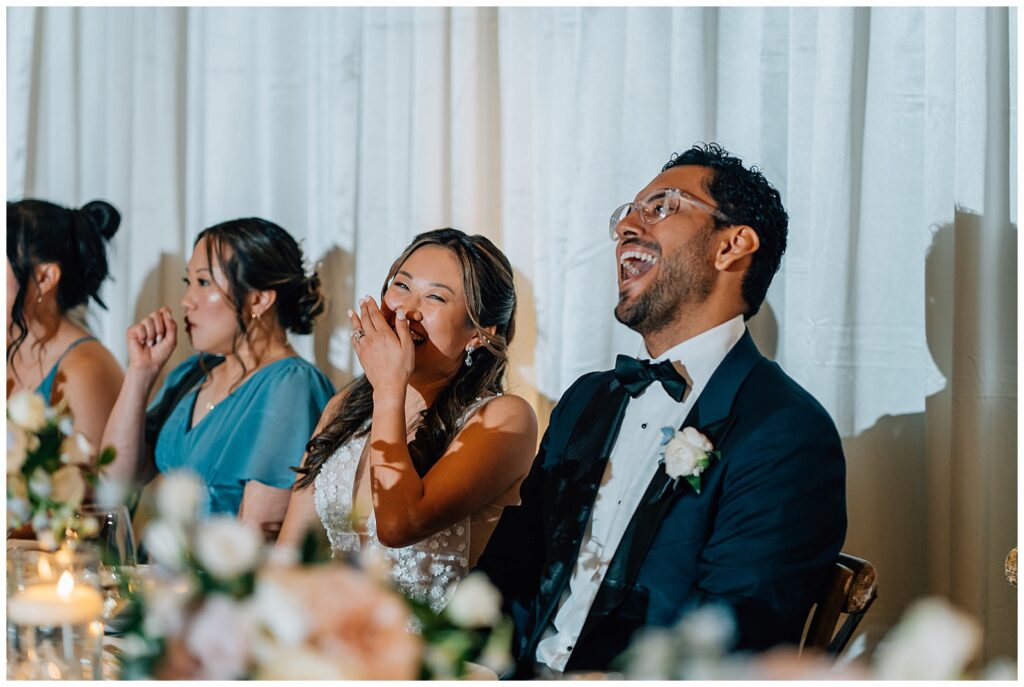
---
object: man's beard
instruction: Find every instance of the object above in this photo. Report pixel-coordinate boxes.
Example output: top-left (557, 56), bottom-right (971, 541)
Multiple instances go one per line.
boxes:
top-left (614, 231), bottom-right (715, 337)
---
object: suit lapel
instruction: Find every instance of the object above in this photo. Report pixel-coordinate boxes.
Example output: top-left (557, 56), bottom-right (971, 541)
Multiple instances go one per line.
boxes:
top-left (586, 331), bottom-right (763, 620)
top-left (532, 375), bottom-right (630, 640)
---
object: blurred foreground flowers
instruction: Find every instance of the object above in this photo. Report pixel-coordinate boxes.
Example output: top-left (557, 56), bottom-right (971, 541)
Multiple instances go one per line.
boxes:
top-left (116, 471), bottom-right (512, 680)
top-left (620, 596), bottom-right (1014, 680)
top-left (6, 389), bottom-right (116, 549)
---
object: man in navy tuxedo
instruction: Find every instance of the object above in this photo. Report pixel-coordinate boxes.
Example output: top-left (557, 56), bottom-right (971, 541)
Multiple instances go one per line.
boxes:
top-left (475, 143), bottom-right (847, 678)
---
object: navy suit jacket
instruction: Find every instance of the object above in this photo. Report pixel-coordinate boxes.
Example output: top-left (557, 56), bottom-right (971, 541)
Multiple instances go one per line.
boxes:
top-left (474, 331), bottom-right (847, 677)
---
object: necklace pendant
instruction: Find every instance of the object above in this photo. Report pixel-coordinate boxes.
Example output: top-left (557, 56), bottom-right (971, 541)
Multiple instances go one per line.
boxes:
top-left (206, 402), bottom-right (216, 411)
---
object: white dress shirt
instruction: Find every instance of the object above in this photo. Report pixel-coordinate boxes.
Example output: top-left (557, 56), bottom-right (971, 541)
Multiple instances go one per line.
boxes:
top-left (535, 315), bottom-right (746, 672)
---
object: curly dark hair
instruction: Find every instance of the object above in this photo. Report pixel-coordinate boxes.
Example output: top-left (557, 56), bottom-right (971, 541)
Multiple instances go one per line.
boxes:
top-left (663, 142), bottom-right (788, 319)
top-left (7, 198), bottom-right (121, 364)
top-left (195, 218), bottom-right (325, 379)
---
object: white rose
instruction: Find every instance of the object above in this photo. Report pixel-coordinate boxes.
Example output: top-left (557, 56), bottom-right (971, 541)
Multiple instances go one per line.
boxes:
top-left (185, 594), bottom-right (254, 679)
top-left (36, 528), bottom-right (58, 551)
top-left (622, 628), bottom-right (675, 679)
top-left (445, 571), bottom-right (503, 628)
top-left (143, 519), bottom-right (188, 572)
top-left (7, 420), bottom-right (31, 472)
top-left (156, 471), bottom-right (206, 525)
top-left (874, 596), bottom-right (981, 679)
top-left (79, 515), bottom-right (101, 538)
top-left (7, 496), bottom-right (31, 525)
top-left (60, 432), bottom-right (93, 466)
top-left (251, 575), bottom-right (309, 646)
top-left (31, 510), bottom-right (50, 533)
top-left (254, 645), bottom-right (352, 680)
top-left (118, 634), bottom-right (152, 658)
top-left (194, 516), bottom-right (263, 580)
top-left (663, 436), bottom-right (703, 479)
top-left (680, 426), bottom-right (714, 452)
top-left (142, 584), bottom-right (188, 638)
top-left (7, 390), bottom-right (46, 431)
top-left (28, 468), bottom-right (52, 499)
top-left (58, 416), bottom-right (74, 436)
top-left (676, 603), bottom-right (736, 654)
top-left (51, 465), bottom-right (86, 508)
top-left (663, 427), bottom-right (715, 479)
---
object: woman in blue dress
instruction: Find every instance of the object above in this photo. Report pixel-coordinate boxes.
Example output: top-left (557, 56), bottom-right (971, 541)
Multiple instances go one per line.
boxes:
top-left (7, 199), bottom-right (124, 450)
top-left (103, 218), bottom-right (335, 528)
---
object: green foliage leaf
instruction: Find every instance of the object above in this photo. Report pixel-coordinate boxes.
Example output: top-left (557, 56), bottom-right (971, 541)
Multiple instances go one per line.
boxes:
top-left (685, 475), bottom-right (702, 494)
top-left (98, 447), bottom-right (117, 466)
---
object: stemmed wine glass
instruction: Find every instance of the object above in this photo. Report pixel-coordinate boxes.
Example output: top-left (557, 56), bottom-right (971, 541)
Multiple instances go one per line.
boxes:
top-left (68, 505), bottom-right (137, 625)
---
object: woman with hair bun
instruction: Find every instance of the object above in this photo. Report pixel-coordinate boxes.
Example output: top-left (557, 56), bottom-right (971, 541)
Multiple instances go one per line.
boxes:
top-left (103, 218), bottom-right (335, 526)
top-left (7, 199), bottom-right (125, 449)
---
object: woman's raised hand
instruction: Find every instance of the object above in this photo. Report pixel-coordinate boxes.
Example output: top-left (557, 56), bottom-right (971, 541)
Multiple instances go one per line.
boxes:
top-left (126, 307), bottom-right (178, 378)
top-left (349, 296), bottom-right (415, 395)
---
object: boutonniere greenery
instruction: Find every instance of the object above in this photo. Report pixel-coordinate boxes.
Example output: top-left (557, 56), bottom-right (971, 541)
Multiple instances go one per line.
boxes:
top-left (659, 426), bottom-right (720, 494)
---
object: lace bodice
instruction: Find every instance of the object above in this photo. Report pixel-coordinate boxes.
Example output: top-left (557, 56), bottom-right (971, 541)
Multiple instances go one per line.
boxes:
top-left (314, 396), bottom-right (497, 611)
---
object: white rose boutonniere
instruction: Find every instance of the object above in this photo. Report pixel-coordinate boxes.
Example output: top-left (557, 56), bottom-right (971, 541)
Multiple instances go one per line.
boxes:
top-left (660, 426), bottom-right (720, 494)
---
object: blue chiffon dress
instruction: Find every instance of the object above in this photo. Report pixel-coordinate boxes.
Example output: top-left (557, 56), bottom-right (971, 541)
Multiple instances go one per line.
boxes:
top-left (146, 354), bottom-right (335, 515)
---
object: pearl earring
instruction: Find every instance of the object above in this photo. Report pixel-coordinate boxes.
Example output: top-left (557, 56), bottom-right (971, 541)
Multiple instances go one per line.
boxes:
top-left (464, 345), bottom-right (475, 367)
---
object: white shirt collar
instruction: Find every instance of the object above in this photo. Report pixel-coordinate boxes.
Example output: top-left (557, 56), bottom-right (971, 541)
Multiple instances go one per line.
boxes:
top-left (638, 314), bottom-right (746, 396)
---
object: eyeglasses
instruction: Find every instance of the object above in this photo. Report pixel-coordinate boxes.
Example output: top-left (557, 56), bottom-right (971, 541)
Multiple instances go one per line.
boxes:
top-left (608, 188), bottom-right (736, 240)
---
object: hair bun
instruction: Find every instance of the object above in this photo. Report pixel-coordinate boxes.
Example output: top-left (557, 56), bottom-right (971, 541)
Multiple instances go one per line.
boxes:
top-left (291, 271), bottom-right (326, 335)
top-left (80, 200), bottom-right (121, 240)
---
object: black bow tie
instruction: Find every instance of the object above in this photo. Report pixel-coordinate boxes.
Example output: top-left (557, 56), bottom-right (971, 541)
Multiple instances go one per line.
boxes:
top-left (613, 354), bottom-right (688, 402)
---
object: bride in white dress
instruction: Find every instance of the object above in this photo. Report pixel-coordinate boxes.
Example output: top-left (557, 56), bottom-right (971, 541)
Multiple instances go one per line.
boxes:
top-left (278, 229), bottom-right (538, 611)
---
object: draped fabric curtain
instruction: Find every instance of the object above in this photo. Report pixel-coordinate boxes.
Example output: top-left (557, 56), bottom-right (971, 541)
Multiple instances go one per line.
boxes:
top-left (7, 6), bottom-right (1016, 661)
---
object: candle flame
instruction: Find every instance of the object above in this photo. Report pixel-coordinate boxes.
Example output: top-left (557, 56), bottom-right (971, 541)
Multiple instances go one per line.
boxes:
top-left (56, 570), bottom-right (75, 598)
top-left (37, 556), bottom-right (53, 579)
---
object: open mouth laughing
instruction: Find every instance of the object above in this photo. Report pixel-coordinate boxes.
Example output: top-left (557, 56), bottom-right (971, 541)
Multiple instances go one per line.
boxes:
top-left (618, 246), bottom-right (660, 287)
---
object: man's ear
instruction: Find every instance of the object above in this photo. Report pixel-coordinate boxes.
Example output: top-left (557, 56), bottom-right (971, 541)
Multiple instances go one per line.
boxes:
top-left (714, 225), bottom-right (760, 272)
top-left (248, 289), bottom-right (278, 320)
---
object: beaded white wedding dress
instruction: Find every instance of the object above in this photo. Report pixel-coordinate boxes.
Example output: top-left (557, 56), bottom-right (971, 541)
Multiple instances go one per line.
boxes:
top-left (314, 397), bottom-right (497, 612)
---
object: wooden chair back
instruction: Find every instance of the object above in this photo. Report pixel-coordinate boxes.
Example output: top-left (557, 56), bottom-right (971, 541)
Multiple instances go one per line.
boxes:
top-left (802, 552), bottom-right (879, 656)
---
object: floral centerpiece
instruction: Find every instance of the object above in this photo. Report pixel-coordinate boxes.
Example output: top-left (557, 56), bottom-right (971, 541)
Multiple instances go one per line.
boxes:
top-left (618, 596), bottom-right (1015, 680)
top-left (7, 389), bottom-right (115, 549)
top-left (116, 471), bottom-right (513, 680)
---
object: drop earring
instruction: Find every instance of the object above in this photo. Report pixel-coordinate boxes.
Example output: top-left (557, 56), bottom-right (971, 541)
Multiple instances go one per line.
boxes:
top-left (464, 345), bottom-right (475, 367)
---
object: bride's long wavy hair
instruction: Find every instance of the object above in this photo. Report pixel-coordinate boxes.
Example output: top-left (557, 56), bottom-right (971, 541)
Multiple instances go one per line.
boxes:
top-left (293, 228), bottom-right (517, 489)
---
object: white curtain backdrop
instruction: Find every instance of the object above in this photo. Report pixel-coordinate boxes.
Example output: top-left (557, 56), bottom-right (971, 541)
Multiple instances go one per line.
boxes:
top-left (7, 6), bottom-right (1016, 661)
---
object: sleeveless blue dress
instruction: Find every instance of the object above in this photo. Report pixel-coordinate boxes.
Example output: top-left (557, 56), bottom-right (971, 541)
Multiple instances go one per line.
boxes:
top-left (147, 354), bottom-right (335, 515)
top-left (36, 336), bottom-right (96, 402)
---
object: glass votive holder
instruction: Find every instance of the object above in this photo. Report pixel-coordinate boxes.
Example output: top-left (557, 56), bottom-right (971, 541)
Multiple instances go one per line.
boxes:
top-left (7, 545), bottom-right (105, 679)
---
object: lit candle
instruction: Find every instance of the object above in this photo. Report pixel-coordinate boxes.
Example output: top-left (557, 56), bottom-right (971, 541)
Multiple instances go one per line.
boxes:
top-left (7, 570), bottom-right (104, 626)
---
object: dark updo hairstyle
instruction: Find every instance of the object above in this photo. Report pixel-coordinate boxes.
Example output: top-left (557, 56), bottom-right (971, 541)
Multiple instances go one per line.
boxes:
top-left (7, 198), bottom-right (121, 363)
top-left (194, 218), bottom-right (325, 373)
top-left (294, 228), bottom-right (517, 488)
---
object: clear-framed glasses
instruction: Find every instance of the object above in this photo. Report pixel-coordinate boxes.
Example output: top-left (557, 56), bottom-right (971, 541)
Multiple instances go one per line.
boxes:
top-left (608, 188), bottom-right (736, 240)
